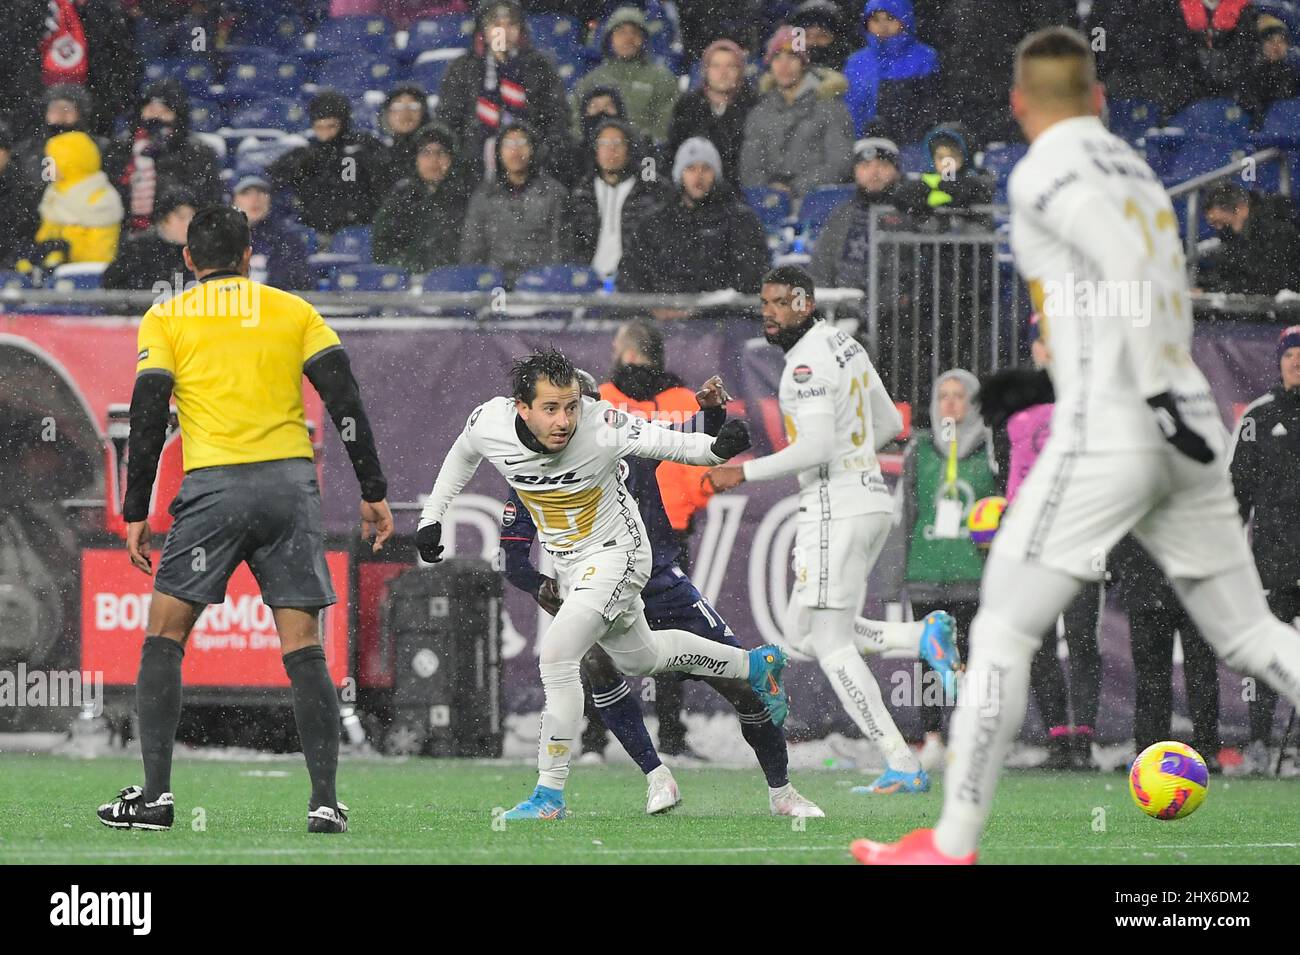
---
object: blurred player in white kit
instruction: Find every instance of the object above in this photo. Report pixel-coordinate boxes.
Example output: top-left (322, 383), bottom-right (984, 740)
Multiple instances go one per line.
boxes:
top-left (852, 26), bottom-right (1300, 864)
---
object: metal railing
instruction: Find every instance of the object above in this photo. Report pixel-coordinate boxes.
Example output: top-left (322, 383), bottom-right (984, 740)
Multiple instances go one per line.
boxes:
top-left (1167, 147), bottom-right (1293, 268)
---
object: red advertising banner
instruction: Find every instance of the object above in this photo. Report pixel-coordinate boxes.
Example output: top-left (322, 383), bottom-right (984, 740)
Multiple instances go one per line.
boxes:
top-left (81, 549), bottom-right (350, 687)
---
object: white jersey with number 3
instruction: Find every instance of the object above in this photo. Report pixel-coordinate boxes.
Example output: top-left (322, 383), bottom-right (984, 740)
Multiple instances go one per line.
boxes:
top-left (1008, 114), bottom-right (1224, 455)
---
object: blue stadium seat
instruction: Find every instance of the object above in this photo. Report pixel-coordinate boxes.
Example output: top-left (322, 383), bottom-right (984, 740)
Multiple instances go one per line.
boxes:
top-left (1252, 97), bottom-right (1300, 148)
top-left (515, 265), bottom-right (599, 293)
top-left (1106, 98), bottom-right (1162, 143)
top-left (51, 264), bottom-right (107, 291)
top-left (168, 59), bottom-right (217, 97)
top-left (0, 271), bottom-right (31, 291)
top-left (1167, 98), bottom-right (1252, 141)
top-left (419, 266), bottom-right (505, 292)
top-left (1163, 135), bottom-right (1243, 185)
top-left (410, 49), bottom-right (467, 93)
top-left (528, 14), bottom-right (585, 54)
top-left (223, 56), bottom-right (306, 102)
top-left (187, 99), bottom-right (225, 134)
top-left (978, 143), bottom-right (1028, 204)
top-left (233, 136), bottom-right (304, 176)
top-left (229, 13), bottom-right (303, 52)
top-left (744, 187), bottom-right (793, 230)
top-left (404, 15), bottom-right (476, 60)
top-left (311, 16), bottom-right (395, 58)
top-left (797, 185), bottom-right (855, 236)
top-left (285, 224), bottom-right (319, 256)
top-left (315, 56), bottom-right (401, 98)
top-left (228, 100), bottom-right (310, 133)
top-left (331, 264), bottom-right (409, 292)
top-left (330, 226), bottom-right (373, 263)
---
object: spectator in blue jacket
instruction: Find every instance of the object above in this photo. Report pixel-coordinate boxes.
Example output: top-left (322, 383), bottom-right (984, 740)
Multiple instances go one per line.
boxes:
top-left (844, 0), bottom-right (940, 143)
top-left (231, 176), bottom-right (314, 290)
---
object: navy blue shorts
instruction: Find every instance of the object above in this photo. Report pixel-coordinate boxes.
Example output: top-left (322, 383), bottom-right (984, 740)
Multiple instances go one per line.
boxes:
top-left (643, 567), bottom-right (739, 649)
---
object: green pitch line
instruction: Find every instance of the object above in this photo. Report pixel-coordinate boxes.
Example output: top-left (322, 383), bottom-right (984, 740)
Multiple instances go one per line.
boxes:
top-left (0, 754), bottom-right (1295, 865)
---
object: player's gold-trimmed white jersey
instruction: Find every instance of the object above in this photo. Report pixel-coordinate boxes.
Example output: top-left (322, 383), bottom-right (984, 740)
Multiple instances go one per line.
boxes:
top-left (1008, 115), bottom-right (1223, 453)
top-left (419, 395), bottom-right (725, 553)
top-left (770, 320), bottom-right (894, 518)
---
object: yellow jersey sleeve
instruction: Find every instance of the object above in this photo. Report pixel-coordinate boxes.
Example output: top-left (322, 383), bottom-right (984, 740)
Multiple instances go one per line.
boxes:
top-left (302, 304), bottom-right (342, 365)
top-left (136, 307), bottom-right (175, 376)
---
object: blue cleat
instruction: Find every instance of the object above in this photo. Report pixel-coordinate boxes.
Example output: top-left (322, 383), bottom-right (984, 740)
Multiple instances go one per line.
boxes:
top-left (501, 785), bottom-right (567, 820)
top-left (748, 645), bottom-right (789, 727)
top-left (851, 767), bottom-right (931, 795)
top-left (919, 611), bottom-right (960, 701)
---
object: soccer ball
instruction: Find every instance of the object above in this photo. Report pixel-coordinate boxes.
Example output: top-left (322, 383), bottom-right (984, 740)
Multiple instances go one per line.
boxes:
top-left (967, 496), bottom-right (1007, 547)
top-left (1128, 741), bottom-right (1209, 820)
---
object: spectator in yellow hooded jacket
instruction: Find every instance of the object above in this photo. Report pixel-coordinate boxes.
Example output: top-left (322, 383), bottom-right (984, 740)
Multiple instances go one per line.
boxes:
top-left (35, 131), bottom-right (123, 264)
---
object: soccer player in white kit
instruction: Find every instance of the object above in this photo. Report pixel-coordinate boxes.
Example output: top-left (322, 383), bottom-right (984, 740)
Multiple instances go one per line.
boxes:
top-left (707, 266), bottom-right (962, 794)
top-left (416, 350), bottom-right (789, 819)
top-left (853, 26), bottom-right (1300, 864)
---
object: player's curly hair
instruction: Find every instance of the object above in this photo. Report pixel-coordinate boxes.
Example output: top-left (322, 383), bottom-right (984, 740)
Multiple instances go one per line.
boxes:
top-left (511, 348), bottom-right (578, 405)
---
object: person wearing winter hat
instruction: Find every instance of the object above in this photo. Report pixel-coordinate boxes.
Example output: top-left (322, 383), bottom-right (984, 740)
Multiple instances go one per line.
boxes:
top-left (844, 0), bottom-right (941, 141)
top-left (459, 121), bottom-right (567, 284)
top-left (103, 80), bottom-right (222, 233)
top-left (573, 6), bottom-right (681, 144)
top-left (103, 188), bottom-right (195, 290)
top-left (1243, 14), bottom-right (1300, 116)
top-left (380, 83), bottom-right (434, 180)
top-left (894, 121), bottom-right (995, 230)
top-left (740, 24), bottom-right (853, 198)
top-left (809, 136), bottom-right (916, 291)
top-left (1199, 180), bottom-right (1300, 296)
top-left (231, 176), bottom-right (314, 290)
top-left (1229, 324), bottom-right (1300, 773)
top-left (565, 116), bottom-right (672, 279)
top-left (12, 85), bottom-right (107, 187)
top-left (433, 0), bottom-right (570, 182)
top-left (33, 130), bottom-right (123, 264)
top-left (667, 38), bottom-right (759, 184)
top-left (267, 89), bottom-right (394, 235)
top-left (374, 123), bottom-right (473, 273)
top-left (622, 137), bottom-right (768, 294)
top-left (790, 0), bottom-right (858, 71)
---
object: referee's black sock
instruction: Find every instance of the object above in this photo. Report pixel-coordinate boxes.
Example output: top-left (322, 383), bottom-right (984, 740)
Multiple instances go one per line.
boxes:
top-left (137, 636), bottom-right (184, 802)
top-left (284, 645), bottom-right (340, 811)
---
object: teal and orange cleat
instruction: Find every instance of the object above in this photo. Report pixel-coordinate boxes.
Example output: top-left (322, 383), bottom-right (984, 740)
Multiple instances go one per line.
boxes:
top-left (919, 611), bottom-right (960, 701)
top-left (748, 645), bottom-right (789, 727)
top-left (851, 767), bottom-right (931, 794)
top-left (501, 785), bottom-right (567, 820)
top-left (850, 828), bottom-right (977, 865)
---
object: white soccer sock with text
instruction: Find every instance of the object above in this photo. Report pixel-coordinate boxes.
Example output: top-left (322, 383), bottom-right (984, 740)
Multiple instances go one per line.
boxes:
top-left (853, 617), bottom-right (925, 657)
top-left (819, 645), bottom-right (920, 773)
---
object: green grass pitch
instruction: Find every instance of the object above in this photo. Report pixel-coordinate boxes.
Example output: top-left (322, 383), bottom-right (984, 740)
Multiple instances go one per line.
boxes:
top-left (0, 753), bottom-right (1296, 864)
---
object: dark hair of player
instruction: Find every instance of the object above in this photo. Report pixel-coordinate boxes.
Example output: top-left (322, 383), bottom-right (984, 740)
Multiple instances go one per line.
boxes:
top-left (616, 317), bottom-right (665, 370)
top-left (762, 265), bottom-right (816, 303)
top-left (511, 348), bottom-right (578, 405)
top-left (186, 205), bottom-right (251, 271)
top-left (1204, 181), bottom-right (1248, 212)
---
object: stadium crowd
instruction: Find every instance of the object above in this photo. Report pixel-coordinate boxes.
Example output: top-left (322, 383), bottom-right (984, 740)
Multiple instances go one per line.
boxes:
top-left (1, 0), bottom-right (1298, 772)
top-left (2, 0), bottom-right (1300, 299)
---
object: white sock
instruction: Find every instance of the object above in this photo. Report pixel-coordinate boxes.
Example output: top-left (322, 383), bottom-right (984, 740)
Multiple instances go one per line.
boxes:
top-left (601, 614), bottom-right (751, 680)
top-left (820, 646), bottom-right (920, 773)
top-left (536, 661), bottom-right (584, 792)
top-left (853, 617), bottom-right (926, 657)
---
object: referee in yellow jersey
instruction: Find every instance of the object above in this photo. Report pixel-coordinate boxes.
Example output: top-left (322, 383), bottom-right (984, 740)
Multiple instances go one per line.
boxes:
top-left (97, 206), bottom-right (393, 834)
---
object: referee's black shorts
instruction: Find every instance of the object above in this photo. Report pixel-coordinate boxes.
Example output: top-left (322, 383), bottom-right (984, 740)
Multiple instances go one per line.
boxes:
top-left (153, 458), bottom-right (336, 609)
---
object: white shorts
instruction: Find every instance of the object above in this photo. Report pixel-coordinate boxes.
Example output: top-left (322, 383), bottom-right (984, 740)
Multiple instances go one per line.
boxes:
top-left (993, 442), bottom-right (1251, 581)
top-left (552, 542), bottom-right (651, 624)
top-left (791, 512), bottom-right (891, 610)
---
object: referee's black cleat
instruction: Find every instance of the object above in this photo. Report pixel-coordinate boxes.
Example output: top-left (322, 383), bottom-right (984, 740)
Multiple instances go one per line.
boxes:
top-left (307, 802), bottom-right (349, 833)
top-left (97, 786), bottom-right (174, 830)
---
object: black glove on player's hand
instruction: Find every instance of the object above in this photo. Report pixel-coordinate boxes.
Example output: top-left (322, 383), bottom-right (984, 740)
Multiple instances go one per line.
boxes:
top-left (977, 367), bottom-right (1055, 430)
top-left (416, 521), bottom-right (445, 563)
top-left (1146, 392), bottom-right (1214, 464)
top-left (535, 577), bottom-right (563, 616)
top-left (710, 420), bottom-right (751, 460)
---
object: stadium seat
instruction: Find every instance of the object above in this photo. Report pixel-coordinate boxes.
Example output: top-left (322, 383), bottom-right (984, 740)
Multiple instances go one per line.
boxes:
top-left (330, 226), bottom-right (373, 263)
top-left (404, 15), bottom-right (476, 61)
top-left (314, 56), bottom-right (401, 98)
top-left (51, 262), bottom-right (108, 291)
top-left (1252, 97), bottom-right (1300, 148)
top-left (1162, 135), bottom-right (1243, 186)
top-left (331, 264), bottom-right (408, 292)
top-left (228, 101), bottom-right (310, 134)
top-left (744, 187), bottom-right (793, 230)
top-left (0, 271), bottom-right (31, 291)
top-left (1106, 98), bottom-right (1162, 143)
top-left (898, 140), bottom-right (930, 173)
top-left (1167, 98), bottom-right (1252, 141)
top-left (233, 135), bottom-right (307, 176)
top-left (410, 49), bottom-right (468, 93)
top-left (797, 185), bottom-right (855, 236)
top-left (285, 223), bottom-right (319, 256)
top-left (169, 59), bottom-right (218, 98)
top-left (528, 14), bottom-right (585, 54)
top-left (228, 13), bottom-right (303, 52)
top-left (418, 266), bottom-right (505, 292)
top-left (187, 99), bottom-right (226, 134)
top-left (310, 16), bottom-right (395, 58)
top-left (514, 265), bottom-right (599, 293)
top-left (222, 55), bottom-right (307, 103)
